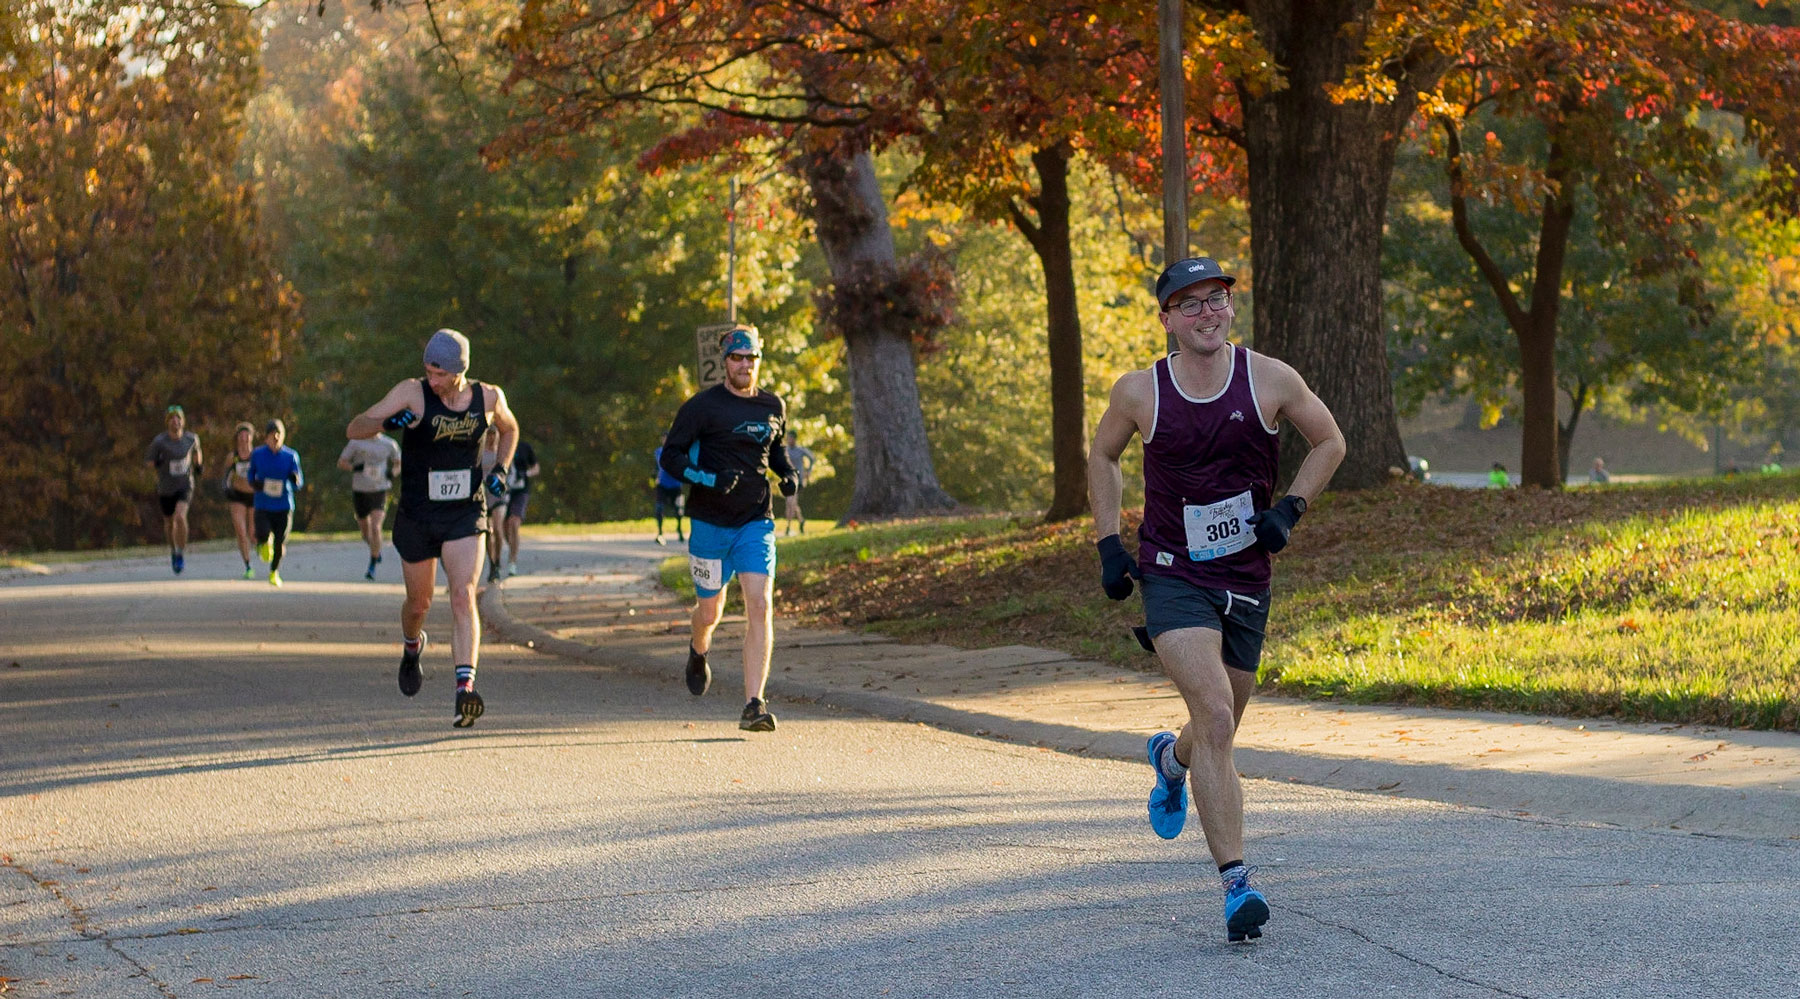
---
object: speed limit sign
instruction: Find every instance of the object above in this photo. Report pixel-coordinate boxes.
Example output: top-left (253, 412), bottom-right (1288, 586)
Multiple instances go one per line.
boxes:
top-left (694, 323), bottom-right (736, 388)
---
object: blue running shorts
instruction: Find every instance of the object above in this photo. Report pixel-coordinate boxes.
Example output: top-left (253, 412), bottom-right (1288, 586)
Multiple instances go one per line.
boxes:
top-left (687, 518), bottom-right (777, 597)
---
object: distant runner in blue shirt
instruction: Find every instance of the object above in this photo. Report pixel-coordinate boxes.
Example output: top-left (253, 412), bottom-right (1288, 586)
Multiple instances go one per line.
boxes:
top-left (246, 419), bottom-right (304, 588)
top-left (651, 433), bottom-right (686, 545)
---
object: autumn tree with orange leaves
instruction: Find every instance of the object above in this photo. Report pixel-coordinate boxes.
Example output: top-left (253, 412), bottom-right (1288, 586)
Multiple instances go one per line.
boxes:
top-left (1429, 0), bottom-right (1800, 487)
top-left (0, 1), bottom-right (301, 548)
top-left (495, 0), bottom-right (961, 520)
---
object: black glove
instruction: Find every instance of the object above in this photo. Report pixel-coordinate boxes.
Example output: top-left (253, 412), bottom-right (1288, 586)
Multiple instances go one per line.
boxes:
top-left (1097, 534), bottom-right (1141, 600)
top-left (486, 466), bottom-right (509, 498)
top-left (1247, 495), bottom-right (1307, 554)
top-left (778, 474), bottom-right (799, 497)
top-left (382, 410), bottom-right (417, 431)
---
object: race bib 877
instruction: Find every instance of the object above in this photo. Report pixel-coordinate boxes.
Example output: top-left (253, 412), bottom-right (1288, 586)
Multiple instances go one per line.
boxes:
top-left (428, 469), bottom-right (472, 501)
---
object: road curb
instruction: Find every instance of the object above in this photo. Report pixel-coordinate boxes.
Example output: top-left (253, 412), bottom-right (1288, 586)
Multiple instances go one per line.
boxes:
top-left (478, 565), bottom-right (1800, 842)
top-left (479, 580), bottom-right (1146, 762)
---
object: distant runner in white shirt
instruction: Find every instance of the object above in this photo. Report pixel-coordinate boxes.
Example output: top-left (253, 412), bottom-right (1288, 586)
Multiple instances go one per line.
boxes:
top-left (339, 432), bottom-right (402, 580)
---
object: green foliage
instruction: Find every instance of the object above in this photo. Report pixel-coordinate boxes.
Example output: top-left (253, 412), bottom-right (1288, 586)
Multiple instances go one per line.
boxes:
top-left (246, 2), bottom-right (826, 529)
top-left (0, 0), bottom-right (301, 549)
top-left (1384, 111), bottom-right (1756, 422)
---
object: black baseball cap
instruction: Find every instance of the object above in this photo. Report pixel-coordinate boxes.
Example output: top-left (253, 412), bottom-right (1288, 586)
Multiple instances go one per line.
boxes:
top-left (1155, 257), bottom-right (1237, 307)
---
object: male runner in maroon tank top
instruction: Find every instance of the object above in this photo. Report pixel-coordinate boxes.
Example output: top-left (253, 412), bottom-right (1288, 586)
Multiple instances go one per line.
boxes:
top-left (1088, 256), bottom-right (1345, 942)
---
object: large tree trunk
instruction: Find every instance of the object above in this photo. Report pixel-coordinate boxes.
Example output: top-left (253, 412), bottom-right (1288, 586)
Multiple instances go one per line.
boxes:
top-left (796, 141), bottom-right (957, 519)
top-left (1240, 1), bottom-right (1425, 490)
top-left (1442, 111), bottom-right (1571, 490)
top-left (1008, 143), bottom-right (1087, 522)
top-left (1517, 172), bottom-right (1574, 489)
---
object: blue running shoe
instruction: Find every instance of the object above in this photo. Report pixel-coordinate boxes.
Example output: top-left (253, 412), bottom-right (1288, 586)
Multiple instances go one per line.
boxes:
top-left (1145, 731), bottom-right (1187, 839)
top-left (1224, 866), bottom-right (1269, 942)
top-left (172, 552), bottom-right (184, 575)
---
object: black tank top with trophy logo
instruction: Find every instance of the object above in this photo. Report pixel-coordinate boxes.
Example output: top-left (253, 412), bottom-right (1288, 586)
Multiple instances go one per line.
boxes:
top-left (398, 378), bottom-right (489, 518)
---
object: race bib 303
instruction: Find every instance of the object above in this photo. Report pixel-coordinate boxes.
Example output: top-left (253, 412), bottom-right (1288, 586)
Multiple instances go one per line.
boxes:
top-left (1183, 490), bottom-right (1255, 562)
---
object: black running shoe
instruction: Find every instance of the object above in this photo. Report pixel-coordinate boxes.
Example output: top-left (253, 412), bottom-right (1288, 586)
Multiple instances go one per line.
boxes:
top-left (685, 646), bottom-right (710, 696)
top-left (398, 631), bottom-right (427, 697)
top-left (453, 688), bottom-right (485, 728)
top-left (486, 563), bottom-right (501, 584)
top-left (739, 698), bottom-right (777, 732)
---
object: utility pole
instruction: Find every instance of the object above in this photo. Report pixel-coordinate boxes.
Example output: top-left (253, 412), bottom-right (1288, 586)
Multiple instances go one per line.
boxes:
top-left (727, 177), bottom-right (738, 324)
top-left (1159, 0), bottom-right (1186, 350)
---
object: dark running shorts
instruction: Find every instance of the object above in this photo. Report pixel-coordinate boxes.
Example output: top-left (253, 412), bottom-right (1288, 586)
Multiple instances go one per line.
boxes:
top-left (1141, 574), bottom-right (1272, 673)
top-left (158, 488), bottom-right (192, 517)
top-left (353, 490), bottom-right (389, 519)
top-left (393, 507), bottom-right (485, 563)
top-left (226, 489), bottom-right (255, 509)
top-left (507, 491), bottom-right (530, 522)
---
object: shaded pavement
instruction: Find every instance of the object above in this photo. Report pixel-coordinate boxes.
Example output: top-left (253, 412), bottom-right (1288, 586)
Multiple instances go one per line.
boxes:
top-left (487, 534), bottom-right (1800, 843)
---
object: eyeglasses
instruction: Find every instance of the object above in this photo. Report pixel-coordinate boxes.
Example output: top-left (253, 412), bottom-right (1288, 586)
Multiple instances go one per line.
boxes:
top-left (725, 352), bottom-right (760, 363)
top-left (1169, 290), bottom-right (1232, 316)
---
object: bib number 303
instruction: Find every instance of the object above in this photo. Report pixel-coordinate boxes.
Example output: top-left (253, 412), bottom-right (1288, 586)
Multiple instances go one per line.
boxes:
top-left (1183, 490), bottom-right (1255, 562)
top-left (428, 469), bottom-right (472, 501)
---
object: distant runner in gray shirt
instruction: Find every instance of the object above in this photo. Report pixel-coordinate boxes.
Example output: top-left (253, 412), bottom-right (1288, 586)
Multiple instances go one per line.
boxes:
top-left (146, 405), bottom-right (202, 575)
top-left (339, 433), bottom-right (402, 580)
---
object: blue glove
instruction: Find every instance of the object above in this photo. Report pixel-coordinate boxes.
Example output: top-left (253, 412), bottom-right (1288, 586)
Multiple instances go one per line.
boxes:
top-left (778, 474), bottom-right (799, 497)
top-left (382, 409), bottom-right (417, 431)
top-left (1097, 534), bottom-right (1141, 600)
top-left (1247, 495), bottom-right (1307, 554)
top-left (486, 466), bottom-right (509, 498)
top-left (682, 466), bottom-right (740, 493)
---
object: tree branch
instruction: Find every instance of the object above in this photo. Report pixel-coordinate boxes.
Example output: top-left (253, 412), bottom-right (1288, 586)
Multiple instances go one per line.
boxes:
top-left (1440, 116), bottom-right (1527, 334)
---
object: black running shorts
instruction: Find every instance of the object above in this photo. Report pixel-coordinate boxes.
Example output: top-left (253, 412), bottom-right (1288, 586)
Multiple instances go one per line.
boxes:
top-left (158, 488), bottom-right (192, 517)
top-left (1141, 574), bottom-right (1272, 673)
top-left (393, 506), bottom-right (485, 563)
top-left (506, 491), bottom-right (529, 522)
top-left (352, 489), bottom-right (388, 519)
top-left (226, 488), bottom-right (255, 509)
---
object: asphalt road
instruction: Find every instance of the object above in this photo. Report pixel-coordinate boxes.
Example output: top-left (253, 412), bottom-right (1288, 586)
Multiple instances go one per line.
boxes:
top-left (4, 542), bottom-right (1797, 998)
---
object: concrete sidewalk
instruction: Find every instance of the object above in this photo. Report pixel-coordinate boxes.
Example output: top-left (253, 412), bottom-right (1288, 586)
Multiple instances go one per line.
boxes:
top-left (482, 533), bottom-right (1800, 843)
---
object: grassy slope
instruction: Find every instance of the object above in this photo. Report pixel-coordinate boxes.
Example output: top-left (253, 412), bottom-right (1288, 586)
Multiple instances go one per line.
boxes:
top-left (762, 474), bottom-right (1800, 731)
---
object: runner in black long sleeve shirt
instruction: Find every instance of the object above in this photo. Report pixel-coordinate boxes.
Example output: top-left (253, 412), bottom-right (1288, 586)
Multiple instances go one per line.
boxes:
top-left (660, 325), bottom-right (798, 732)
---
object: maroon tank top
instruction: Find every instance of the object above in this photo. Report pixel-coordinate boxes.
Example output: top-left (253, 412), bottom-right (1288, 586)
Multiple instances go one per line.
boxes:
top-left (1138, 346), bottom-right (1280, 591)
